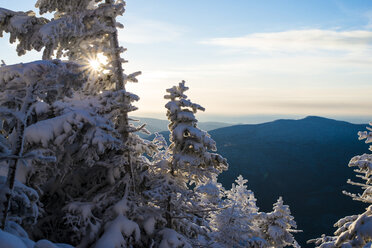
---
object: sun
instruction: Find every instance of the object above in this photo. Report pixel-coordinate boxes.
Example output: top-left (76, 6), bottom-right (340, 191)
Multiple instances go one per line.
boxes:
top-left (82, 52), bottom-right (109, 78)
top-left (89, 59), bottom-right (101, 71)
top-left (88, 53), bottom-right (108, 72)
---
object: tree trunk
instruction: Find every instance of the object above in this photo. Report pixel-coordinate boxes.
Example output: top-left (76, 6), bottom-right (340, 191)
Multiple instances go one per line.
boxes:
top-left (1, 81), bottom-right (34, 229)
top-left (105, 0), bottom-right (128, 140)
top-left (0, 120), bottom-right (25, 229)
top-left (166, 163), bottom-right (176, 228)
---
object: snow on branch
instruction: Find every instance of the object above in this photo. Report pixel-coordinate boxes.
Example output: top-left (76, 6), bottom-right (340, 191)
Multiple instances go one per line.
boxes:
top-left (0, 176), bottom-right (38, 226)
top-left (0, 8), bottom-right (49, 56)
top-left (0, 1), bottom-right (125, 60)
top-left (36, 0), bottom-right (98, 14)
top-left (0, 60), bottom-right (83, 106)
top-left (164, 81), bottom-right (228, 186)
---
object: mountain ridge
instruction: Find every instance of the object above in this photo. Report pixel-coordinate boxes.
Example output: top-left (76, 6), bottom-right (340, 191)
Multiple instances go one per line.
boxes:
top-left (209, 116), bottom-right (368, 246)
top-left (130, 116), bottom-right (232, 137)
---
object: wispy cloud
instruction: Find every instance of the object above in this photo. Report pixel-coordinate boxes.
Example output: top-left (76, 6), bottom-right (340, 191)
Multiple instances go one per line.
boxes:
top-left (118, 16), bottom-right (185, 44)
top-left (200, 29), bottom-right (372, 54)
top-left (126, 28), bottom-right (372, 118)
top-left (364, 11), bottom-right (372, 29)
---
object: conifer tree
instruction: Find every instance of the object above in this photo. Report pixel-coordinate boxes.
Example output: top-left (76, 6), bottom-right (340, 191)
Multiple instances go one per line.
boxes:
top-left (164, 81), bottom-right (228, 186)
top-left (0, 1), bottom-right (154, 247)
top-left (0, 59), bottom-right (82, 248)
top-left (210, 175), bottom-right (267, 248)
top-left (0, 59), bottom-right (83, 225)
top-left (259, 197), bottom-right (300, 248)
top-left (144, 81), bottom-right (228, 246)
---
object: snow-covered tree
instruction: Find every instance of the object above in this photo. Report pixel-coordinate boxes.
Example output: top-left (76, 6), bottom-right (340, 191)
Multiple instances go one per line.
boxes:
top-left (164, 80), bottom-right (227, 230)
top-left (142, 81), bottom-right (229, 246)
top-left (259, 197), bottom-right (300, 248)
top-left (0, 0), bottom-right (140, 132)
top-left (227, 175), bottom-right (260, 216)
top-left (0, 60), bottom-right (83, 228)
top-left (210, 176), bottom-right (300, 248)
top-left (308, 124), bottom-right (372, 248)
top-left (0, 59), bottom-right (83, 247)
top-left (0, 58), bottom-right (135, 247)
top-left (195, 175), bottom-right (225, 211)
top-left (164, 81), bottom-right (228, 186)
top-left (210, 175), bottom-right (267, 248)
top-left (0, 1), bottom-right (154, 247)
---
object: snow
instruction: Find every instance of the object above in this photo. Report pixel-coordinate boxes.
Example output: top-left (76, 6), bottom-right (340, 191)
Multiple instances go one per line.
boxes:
top-left (143, 216), bottom-right (156, 235)
top-left (34, 240), bottom-right (64, 248)
top-left (24, 110), bottom-right (119, 151)
top-left (112, 196), bottom-right (129, 216)
top-left (9, 15), bottom-right (34, 34)
top-left (0, 9), bottom-right (48, 56)
top-left (334, 206), bottom-right (372, 247)
top-left (164, 81), bottom-right (228, 187)
top-left (0, 229), bottom-right (74, 248)
top-left (94, 214), bottom-right (140, 248)
top-left (64, 202), bottom-right (94, 222)
top-left (196, 181), bottom-right (220, 197)
top-left (24, 119), bottom-right (56, 148)
top-left (356, 215), bottom-right (372, 239)
top-left (0, 176), bottom-right (39, 225)
top-left (0, 230), bottom-right (28, 248)
top-left (33, 102), bottom-right (50, 115)
top-left (158, 228), bottom-right (191, 248)
top-left (35, 0), bottom-right (96, 14)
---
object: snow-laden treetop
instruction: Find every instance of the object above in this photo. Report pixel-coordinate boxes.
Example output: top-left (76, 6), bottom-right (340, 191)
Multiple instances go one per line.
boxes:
top-left (164, 81), bottom-right (228, 185)
top-left (0, 0), bottom-right (125, 60)
top-left (36, 0), bottom-right (100, 14)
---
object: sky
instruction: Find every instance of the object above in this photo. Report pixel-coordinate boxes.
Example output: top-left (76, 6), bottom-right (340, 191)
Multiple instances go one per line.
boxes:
top-left (1, 0), bottom-right (372, 123)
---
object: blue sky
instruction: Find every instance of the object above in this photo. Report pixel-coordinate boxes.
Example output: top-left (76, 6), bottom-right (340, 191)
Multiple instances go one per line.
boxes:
top-left (1, 0), bottom-right (372, 123)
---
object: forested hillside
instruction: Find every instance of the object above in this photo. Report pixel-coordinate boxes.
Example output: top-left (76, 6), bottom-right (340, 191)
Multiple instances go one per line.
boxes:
top-left (210, 116), bottom-right (368, 245)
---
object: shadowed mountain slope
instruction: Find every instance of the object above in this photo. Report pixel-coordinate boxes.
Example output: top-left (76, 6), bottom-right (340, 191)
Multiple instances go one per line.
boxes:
top-left (209, 116), bottom-right (368, 246)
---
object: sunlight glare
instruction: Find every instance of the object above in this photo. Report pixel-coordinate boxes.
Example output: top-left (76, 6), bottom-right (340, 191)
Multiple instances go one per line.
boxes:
top-left (88, 53), bottom-right (108, 72)
top-left (89, 59), bottom-right (101, 71)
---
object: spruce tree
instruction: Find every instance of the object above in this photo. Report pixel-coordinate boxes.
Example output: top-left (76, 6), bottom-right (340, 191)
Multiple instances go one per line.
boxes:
top-left (0, 59), bottom-right (82, 248)
top-left (144, 81), bottom-right (228, 246)
top-left (164, 80), bottom-right (228, 186)
top-left (259, 197), bottom-right (300, 248)
top-left (210, 175), bottom-right (267, 248)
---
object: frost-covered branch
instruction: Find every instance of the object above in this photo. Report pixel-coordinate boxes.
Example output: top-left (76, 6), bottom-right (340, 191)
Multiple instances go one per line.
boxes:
top-left (0, 8), bottom-right (49, 56)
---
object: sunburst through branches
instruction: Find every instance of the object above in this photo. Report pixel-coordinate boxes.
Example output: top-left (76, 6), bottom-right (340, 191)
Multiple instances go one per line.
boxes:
top-left (82, 52), bottom-right (109, 77)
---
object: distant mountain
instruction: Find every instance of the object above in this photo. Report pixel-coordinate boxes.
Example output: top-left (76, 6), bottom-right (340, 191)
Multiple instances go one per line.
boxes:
top-left (208, 116), bottom-right (368, 246)
top-left (130, 116), bottom-right (232, 137)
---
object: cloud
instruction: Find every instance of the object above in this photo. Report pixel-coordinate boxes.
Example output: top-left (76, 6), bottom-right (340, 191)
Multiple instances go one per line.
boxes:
top-left (364, 10), bottom-right (372, 29)
top-left (259, 100), bottom-right (372, 111)
top-left (118, 16), bottom-right (184, 44)
top-left (200, 29), bottom-right (372, 54)
top-left (125, 28), bottom-right (372, 119)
